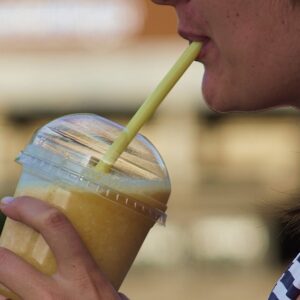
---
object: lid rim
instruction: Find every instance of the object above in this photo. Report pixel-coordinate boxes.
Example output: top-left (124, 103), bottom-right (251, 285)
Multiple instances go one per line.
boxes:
top-left (16, 150), bottom-right (167, 225)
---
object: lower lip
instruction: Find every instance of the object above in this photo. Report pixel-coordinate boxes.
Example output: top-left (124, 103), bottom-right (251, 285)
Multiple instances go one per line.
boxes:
top-left (195, 40), bottom-right (211, 61)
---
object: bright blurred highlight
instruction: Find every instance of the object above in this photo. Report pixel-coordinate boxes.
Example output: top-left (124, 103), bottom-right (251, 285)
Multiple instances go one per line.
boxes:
top-left (0, 1), bottom-right (145, 42)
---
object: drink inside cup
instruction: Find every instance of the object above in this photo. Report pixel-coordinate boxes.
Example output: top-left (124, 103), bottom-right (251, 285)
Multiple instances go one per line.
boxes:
top-left (0, 114), bottom-right (170, 299)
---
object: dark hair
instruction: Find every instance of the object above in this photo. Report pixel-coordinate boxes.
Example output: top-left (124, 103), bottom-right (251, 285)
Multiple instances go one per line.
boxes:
top-left (279, 194), bottom-right (300, 244)
top-left (281, 203), bottom-right (300, 237)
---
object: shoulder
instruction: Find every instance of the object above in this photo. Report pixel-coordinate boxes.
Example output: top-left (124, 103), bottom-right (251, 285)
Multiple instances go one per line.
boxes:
top-left (269, 253), bottom-right (300, 300)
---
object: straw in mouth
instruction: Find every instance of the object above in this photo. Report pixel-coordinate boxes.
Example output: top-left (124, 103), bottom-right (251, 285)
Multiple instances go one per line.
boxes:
top-left (96, 41), bottom-right (202, 173)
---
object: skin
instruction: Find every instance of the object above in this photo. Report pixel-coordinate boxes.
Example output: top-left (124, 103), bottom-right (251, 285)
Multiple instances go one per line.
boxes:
top-left (0, 1), bottom-right (300, 299)
top-left (153, 0), bottom-right (300, 112)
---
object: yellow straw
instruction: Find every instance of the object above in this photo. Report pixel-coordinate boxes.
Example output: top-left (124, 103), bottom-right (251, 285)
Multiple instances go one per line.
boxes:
top-left (96, 42), bottom-right (202, 172)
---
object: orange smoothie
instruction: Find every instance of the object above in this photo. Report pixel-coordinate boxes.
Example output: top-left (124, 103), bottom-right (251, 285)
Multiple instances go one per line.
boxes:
top-left (0, 173), bottom-right (169, 299)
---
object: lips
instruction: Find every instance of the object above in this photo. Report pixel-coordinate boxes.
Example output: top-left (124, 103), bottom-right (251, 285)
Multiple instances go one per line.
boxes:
top-left (178, 29), bottom-right (211, 61)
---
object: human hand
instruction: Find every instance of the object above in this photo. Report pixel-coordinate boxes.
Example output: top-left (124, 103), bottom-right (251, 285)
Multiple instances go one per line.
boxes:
top-left (0, 196), bottom-right (129, 300)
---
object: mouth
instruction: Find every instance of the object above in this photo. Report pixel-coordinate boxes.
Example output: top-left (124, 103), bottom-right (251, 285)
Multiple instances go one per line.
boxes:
top-left (178, 29), bottom-right (211, 61)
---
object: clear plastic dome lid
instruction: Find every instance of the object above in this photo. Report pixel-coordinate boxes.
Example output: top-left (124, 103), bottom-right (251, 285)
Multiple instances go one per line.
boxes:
top-left (16, 114), bottom-right (171, 224)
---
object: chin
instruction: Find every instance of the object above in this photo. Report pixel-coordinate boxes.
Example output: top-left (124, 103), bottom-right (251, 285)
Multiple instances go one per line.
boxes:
top-left (203, 92), bottom-right (273, 113)
top-left (201, 72), bottom-right (245, 113)
top-left (201, 70), bottom-right (278, 113)
top-left (202, 89), bottom-right (240, 113)
top-left (204, 97), bottom-right (234, 113)
top-left (202, 81), bottom-right (283, 113)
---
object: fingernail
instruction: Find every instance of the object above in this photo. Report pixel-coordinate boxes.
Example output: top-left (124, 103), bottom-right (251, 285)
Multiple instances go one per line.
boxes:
top-left (1, 196), bottom-right (15, 205)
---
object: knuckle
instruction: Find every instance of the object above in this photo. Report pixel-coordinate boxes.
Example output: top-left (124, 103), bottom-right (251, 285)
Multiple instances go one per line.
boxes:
top-left (32, 280), bottom-right (58, 300)
top-left (69, 267), bottom-right (101, 290)
top-left (41, 208), bottom-right (68, 231)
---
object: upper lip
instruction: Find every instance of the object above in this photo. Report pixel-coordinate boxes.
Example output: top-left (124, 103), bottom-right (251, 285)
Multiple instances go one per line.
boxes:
top-left (178, 29), bottom-right (210, 44)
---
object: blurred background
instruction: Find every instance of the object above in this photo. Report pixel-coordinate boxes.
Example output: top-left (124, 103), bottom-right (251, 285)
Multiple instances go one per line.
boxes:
top-left (0, 1), bottom-right (300, 299)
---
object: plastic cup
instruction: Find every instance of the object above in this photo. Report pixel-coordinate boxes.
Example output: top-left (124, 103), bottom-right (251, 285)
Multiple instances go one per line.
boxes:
top-left (0, 114), bottom-right (171, 299)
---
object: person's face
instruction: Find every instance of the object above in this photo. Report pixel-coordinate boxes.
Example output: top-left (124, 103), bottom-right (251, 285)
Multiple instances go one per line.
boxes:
top-left (152, 0), bottom-right (300, 112)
